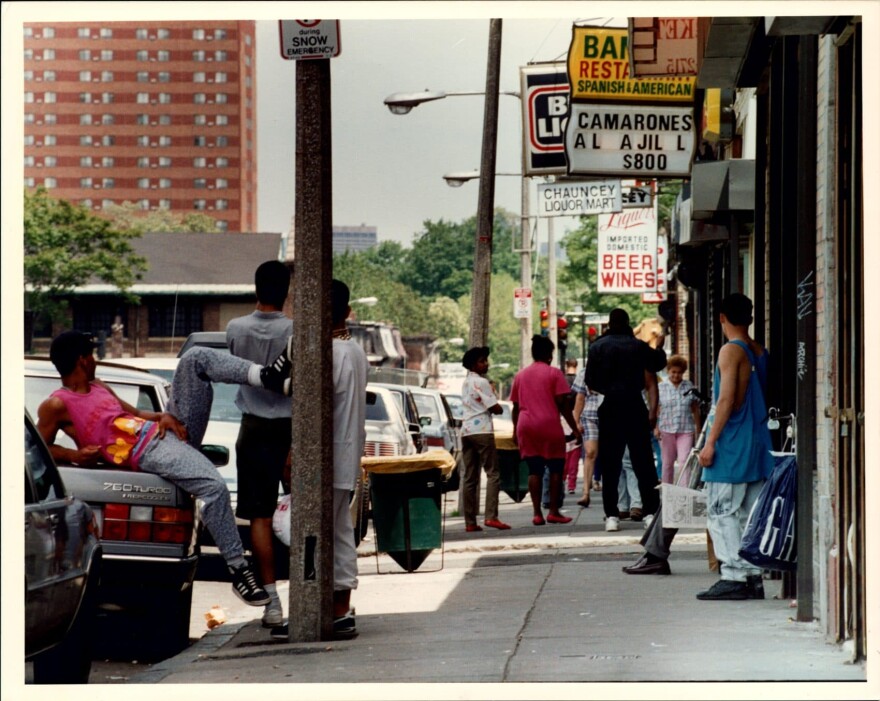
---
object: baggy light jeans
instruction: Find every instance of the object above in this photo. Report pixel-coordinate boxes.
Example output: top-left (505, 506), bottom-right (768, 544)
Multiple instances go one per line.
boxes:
top-left (138, 347), bottom-right (253, 565)
top-left (704, 480), bottom-right (766, 582)
top-left (617, 448), bottom-right (642, 511)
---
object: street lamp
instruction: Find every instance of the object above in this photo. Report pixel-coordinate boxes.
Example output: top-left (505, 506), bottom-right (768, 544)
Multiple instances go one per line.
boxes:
top-left (353, 296), bottom-right (378, 307)
top-left (383, 89), bottom-right (520, 115)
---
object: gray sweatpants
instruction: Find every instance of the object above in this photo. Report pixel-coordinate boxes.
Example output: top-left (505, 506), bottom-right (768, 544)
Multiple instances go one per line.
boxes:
top-left (138, 347), bottom-right (254, 565)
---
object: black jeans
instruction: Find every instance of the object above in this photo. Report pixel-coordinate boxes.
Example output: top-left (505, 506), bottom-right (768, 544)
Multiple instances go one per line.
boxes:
top-left (596, 398), bottom-right (659, 517)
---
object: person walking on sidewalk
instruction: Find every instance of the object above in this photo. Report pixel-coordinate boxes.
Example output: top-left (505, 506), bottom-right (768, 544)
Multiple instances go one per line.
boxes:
top-left (695, 293), bottom-right (774, 600)
top-left (656, 355), bottom-right (701, 485)
top-left (510, 335), bottom-right (582, 526)
top-left (571, 368), bottom-right (603, 507)
top-left (226, 260), bottom-right (293, 627)
top-left (36, 331), bottom-right (293, 608)
top-left (459, 346), bottom-right (510, 532)
top-left (586, 309), bottom-right (666, 532)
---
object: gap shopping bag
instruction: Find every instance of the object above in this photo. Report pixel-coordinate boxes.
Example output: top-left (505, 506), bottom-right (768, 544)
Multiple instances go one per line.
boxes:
top-left (738, 454), bottom-right (797, 571)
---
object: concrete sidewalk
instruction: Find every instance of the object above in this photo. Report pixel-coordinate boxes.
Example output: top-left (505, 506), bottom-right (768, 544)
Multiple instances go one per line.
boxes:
top-left (133, 478), bottom-right (869, 694)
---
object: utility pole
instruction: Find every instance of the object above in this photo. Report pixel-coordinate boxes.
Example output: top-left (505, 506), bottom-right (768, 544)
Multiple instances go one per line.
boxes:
top-left (468, 18), bottom-right (502, 347)
top-left (287, 56), bottom-right (334, 642)
top-left (519, 176), bottom-right (531, 369)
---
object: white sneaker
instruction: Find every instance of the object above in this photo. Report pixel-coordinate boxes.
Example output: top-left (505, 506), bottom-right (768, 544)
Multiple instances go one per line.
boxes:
top-left (605, 516), bottom-right (620, 532)
top-left (261, 598), bottom-right (284, 628)
top-left (644, 514), bottom-right (654, 530)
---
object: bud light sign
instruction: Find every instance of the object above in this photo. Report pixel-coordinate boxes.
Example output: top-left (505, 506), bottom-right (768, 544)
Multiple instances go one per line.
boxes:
top-left (520, 64), bottom-right (569, 176)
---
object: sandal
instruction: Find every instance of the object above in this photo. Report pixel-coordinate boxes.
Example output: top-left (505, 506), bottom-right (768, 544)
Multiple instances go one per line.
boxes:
top-left (577, 494), bottom-right (591, 508)
top-left (532, 515), bottom-right (546, 526)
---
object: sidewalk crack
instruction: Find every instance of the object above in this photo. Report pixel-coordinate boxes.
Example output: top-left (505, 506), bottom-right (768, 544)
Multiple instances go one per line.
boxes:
top-left (502, 561), bottom-right (555, 681)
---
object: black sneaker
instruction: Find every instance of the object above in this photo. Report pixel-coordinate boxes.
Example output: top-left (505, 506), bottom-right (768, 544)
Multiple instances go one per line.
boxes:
top-left (270, 623), bottom-right (289, 641)
top-left (230, 565), bottom-right (271, 606)
top-left (746, 575), bottom-right (765, 600)
top-left (260, 337), bottom-right (292, 395)
top-left (696, 579), bottom-right (750, 600)
top-left (333, 610), bottom-right (358, 640)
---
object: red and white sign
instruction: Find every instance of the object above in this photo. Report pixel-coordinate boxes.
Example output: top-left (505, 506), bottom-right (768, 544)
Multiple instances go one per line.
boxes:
top-left (279, 20), bottom-right (341, 60)
top-left (520, 64), bottom-right (569, 176)
top-left (597, 204), bottom-right (659, 293)
top-left (642, 233), bottom-right (669, 303)
top-left (513, 288), bottom-right (533, 319)
top-left (629, 18), bottom-right (699, 77)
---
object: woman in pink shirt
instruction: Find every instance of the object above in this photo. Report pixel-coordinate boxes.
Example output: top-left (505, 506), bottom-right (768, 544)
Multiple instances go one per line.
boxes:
top-left (510, 336), bottom-right (583, 525)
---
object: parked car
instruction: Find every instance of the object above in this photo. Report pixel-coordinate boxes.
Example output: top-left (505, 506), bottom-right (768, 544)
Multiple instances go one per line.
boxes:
top-left (24, 357), bottom-right (225, 660)
top-left (369, 382), bottom-right (427, 454)
top-left (493, 399), bottom-right (515, 435)
top-left (444, 392), bottom-right (464, 421)
top-left (364, 384), bottom-right (419, 458)
top-left (25, 410), bottom-right (103, 683)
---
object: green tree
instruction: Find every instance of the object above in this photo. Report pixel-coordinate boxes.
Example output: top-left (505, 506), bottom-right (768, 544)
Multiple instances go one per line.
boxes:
top-left (426, 297), bottom-right (468, 360)
top-left (102, 201), bottom-right (222, 234)
top-left (24, 188), bottom-right (147, 326)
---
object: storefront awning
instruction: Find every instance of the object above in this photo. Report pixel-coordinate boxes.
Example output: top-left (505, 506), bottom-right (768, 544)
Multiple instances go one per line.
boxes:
top-left (691, 160), bottom-right (755, 220)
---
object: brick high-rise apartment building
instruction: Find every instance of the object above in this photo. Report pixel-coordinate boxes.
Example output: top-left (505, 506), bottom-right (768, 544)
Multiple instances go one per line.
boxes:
top-left (23, 20), bottom-right (257, 232)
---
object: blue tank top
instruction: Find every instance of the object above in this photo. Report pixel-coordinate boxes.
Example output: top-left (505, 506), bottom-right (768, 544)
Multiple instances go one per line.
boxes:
top-left (702, 340), bottom-right (775, 483)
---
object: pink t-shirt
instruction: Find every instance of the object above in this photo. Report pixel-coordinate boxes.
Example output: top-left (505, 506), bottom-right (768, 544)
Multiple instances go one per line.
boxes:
top-left (509, 361), bottom-right (570, 459)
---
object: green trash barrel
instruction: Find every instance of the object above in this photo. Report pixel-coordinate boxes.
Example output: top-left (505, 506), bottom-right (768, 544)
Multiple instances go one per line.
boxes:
top-left (498, 448), bottom-right (529, 503)
top-left (369, 467), bottom-right (442, 572)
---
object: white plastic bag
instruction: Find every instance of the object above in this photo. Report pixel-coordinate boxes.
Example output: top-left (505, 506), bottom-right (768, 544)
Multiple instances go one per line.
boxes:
top-left (272, 494), bottom-right (291, 546)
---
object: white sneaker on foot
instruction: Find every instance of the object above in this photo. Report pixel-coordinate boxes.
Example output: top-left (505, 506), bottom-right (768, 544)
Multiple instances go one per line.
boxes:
top-left (643, 513), bottom-right (654, 530)
top-left (605, 516), bottom-right (620, 532)
top-left (262, 598), bottom-right (284, 628)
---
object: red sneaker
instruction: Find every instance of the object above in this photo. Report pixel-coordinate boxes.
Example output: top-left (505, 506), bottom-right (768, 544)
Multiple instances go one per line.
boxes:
top-left (546, 513), bottom-right (572, 524)
top-left (484, 519), bottom-right (511, 530)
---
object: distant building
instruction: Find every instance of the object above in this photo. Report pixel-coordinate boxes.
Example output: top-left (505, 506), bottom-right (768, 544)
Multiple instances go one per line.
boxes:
top-left (332, 225), bottom-right (377, 254)
top-left (23, 20), bottom-right (258, 232)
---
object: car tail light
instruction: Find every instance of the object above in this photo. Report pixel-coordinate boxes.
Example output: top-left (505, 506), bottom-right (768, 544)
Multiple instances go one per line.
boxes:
top-left (364, 441), bottom-right (399, 457)
top-left (97, 504), bottom-right (194, 544)
top-left (425, 436), bottom-right (445, 447)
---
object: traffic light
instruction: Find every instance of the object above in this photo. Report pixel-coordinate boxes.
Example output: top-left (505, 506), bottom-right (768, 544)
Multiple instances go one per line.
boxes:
top-left (588, 325), bottom-right (598, 339)
top-left (540, 308), bottom-right (550, 336)
top-left (557, 315), bottom-right (568, 341)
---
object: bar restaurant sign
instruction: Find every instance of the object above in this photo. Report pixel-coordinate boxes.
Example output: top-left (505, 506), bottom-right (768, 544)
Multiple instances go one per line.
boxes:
top-left (565, 26), bottom-right (696, 178)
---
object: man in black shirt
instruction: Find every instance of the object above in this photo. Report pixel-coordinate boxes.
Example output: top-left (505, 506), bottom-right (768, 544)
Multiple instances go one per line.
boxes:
top-left (585, 309), bottom-right (666, 531)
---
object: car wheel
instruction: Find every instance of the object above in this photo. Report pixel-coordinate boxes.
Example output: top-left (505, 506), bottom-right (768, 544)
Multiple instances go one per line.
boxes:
top-left (32, 550), bottom-right (102, 684)
top-left (137, 583), bottom-right (194, 662)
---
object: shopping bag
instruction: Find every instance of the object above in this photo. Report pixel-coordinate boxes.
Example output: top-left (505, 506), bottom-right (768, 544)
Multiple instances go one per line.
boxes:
top-left (272, 494), bottom-right (291, 546)
top-left (738, 454), bottom-right (797, 571)
top-left (661, 482), bottom-right (707, 528)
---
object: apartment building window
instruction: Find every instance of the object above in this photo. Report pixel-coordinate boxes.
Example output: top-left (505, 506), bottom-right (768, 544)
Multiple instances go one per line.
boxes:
top-left (101, 50), bottom-right (113, 61)
top-left (193, 199), bottom-right (207, 210)
top-left (215, 136), bottom-right (227, 147)
top-left (193, 29), bottom-right (205, 40)
top-left (137, 114), bottom-right (149, 125)
top-left (137, 50), bottom-right (149, 61)
top-left (215, 29), bottom-right (227, 40)
top-left (24, 27), bottom-right (33, 37)
top-left (44, 92), bottom-right (57, 103)
top-left (215, 72), bottom-right (227, 83)
top-left (244, 55), bottom-right (251, 67)
top-left (215, 178), bottom-right (228, 188)
top-left (24, 70), bottom-right (34, 81)
top-left (80, 135), bottom-right (93, 146)
top-left (215, 157), bottom-right (228, 167)
top-left (245, 76), bottom-right (252, 88)
top-left (193, 93), bottom-right (207, 104)
top-left (24, 155), bottom-right (35, 167)
top-left (101, 93), bottom-right (113, 104)
top-left (101, 199), bottom-right (114, 208)
top-left (158, 136), bottom-right (172, 146)
top-left (217, 220), bottom-right (228, 232)
top-left (25, 177), bottom-right (36, 187)
top-left (158, 72), bottom-right (170, 83)
top-left (137, 157), bottom-right (150, 167)
top-left (81, 198), bottom-right (92, 208)
top-left (193, 157), bottom-right (207, 167)
top-left (78, 49), bottom-right (91, 61)
top-left (158, 114), bottom-right (171, 125)
top-left (136, 28), bottom-right (148, 39)
top-left (139, 199), bottom-right (150, 210)
top-left (44, 177), bottom-right (57, 189)
top-left (101, 135), bottom-right (114, 146)
top-left (77, 27), bottom-right (90, 38)
top-left (193, 50), bottom-right (206, 61)
top-left (24, 48), bottom-right (34, 60)
top-left (100, 28), bottom-right (112, 38)
top-left (159, 178), bottom-right (172, 189)
top-left (158, 93), bottom-right (171, 104)
top-left (157, 29), bottom-right (170, 39)
top-left (158, 157), bottom-right (172, 167)
top-left (215, 93), bottom-right (228, 104)
top-left (79, 70), bottom-right (92, 82)
top-left (43, 48), bottom-right (55, 60)
top-left (194, 114), bottom-right (207, 125)
top-left (43, 70), bottom-right (56, 81)
top-left (159, 199), bottom-right (171, 209)
top-left (81, 177), bottom-right (93, 187)
top-left (102, 178), bottom-right (114, 188)
top-left (157, 50), bottom-right (170, 62)
top-left (45, 113), bottom-right (57, 124)
top-left (214, 50), bottom-right (227, 61)
top-left (44, 156), bottom-right (57, 167)
top-left (193, 178), bottom-right (206, 189)
top-left (44, 135), bottom-right (56, 146)
top-left (193, 71), bottom-right (206, 83)
top-left (216, 115), bottom-right (228, 125)
top-left (25, 92), bottom-right (34, 104)
top-left (194, 136), bottom-right (206, 147)
top-left (102, 156), bottom-right (114, 167)
top-left (81, 156), bottom-right (93, 167)
top-left (44, 27), bottom-right (55, 38)
top-left (25, 113), bottom-right (35, 124)
top-left (137, 92), bottom-right (149, 104)
top-left (138, 177), bottom-right (150, 188)
top-left (79, 92), bottom-right (92, 104)
top-left (216, 199), bottom-right (228, 210)
top-left (137, 135), bottom-right (150, 147)
top-left (101, 114), bottom-right (114, 125)
top-left (25, 134), bottom-right (35, 146)
top-left (101, 71), bottom-right (113, 82)
top-left (137, 71), bottom-right (149, 83)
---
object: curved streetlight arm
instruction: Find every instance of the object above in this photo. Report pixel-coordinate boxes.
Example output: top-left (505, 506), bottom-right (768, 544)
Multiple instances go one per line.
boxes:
top-left (442, 170), bottom-right (521, 187)
top-left (384, 89), bottom-right (520, 115)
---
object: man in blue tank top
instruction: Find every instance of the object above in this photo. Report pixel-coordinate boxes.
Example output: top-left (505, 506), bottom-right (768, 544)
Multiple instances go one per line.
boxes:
top-left (697, 293), bottom-right (775, 600)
